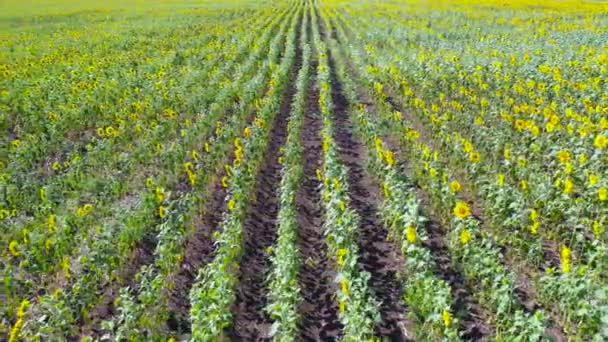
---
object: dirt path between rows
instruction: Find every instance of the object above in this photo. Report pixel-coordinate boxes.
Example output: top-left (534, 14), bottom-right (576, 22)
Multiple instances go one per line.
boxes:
top-left (384, 93), bottom-right (567, 341)
top-left (296, 58), bottom-right (343, 340)
top-left (225, 14), bottom-right (303, 341)
top-left (322, 29), bottom-right (413, 340)
top-left (408, 182), bottom-right (493, 340)
top-left (165, 175), bottom-right (228, 333)
top-left (165, 12), bottom-right (300, 337)
top-left (80, 231), bottom-right (157, 338)
top-left (323, 12), bottom-right (563, 340)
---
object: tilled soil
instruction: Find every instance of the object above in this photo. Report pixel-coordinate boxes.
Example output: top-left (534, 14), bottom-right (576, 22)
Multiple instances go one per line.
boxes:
top-left (411, 184), bottom-right (493, 341)
top-left (382, 83), bottom-right (566, 341)
top-left (226, 163), bottom-right (281, 340)
top-left (80, 233), bottom-right (157, 338)
top-left (296, 61), bottom-right (343, 341)
top-left (166, 176), bottom-right (227, 333)
top-left (226, 16), bottom-right (303, 341)
top-left (326, 50), bottom-right (413, 340)
top-left (323, 17), bottom-right (495, 339)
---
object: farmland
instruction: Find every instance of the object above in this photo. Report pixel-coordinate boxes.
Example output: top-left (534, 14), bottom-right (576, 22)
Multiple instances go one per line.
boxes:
top-left (2, 0), bottom-right (608, 340)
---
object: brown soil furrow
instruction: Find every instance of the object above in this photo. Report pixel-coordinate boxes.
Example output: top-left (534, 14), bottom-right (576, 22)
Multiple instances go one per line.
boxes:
top-left (296, 61), bottom-right (343, 341)
top-left (165, 24), bottom-right (288, 333)
top-left (165, 99), bottom-right (271, 335)
top-left (226, 178), bottom-right (280, 340)
top-left (322, 16), bottom-right (495, 339)
top-left (326, 54), bottom-right (413, 340)
top-left (80, 233), bottom-right (157, 337)
top-left (226, 16), bottom-right (303, 341)
top-left (383, 92), bottom-right (567, 340)
top-left (408, 182), bottom-right (493, 340)
top-left (165, 176), bottom-right (227, 333)
top-left (387, 87), bottom-right (562, 338)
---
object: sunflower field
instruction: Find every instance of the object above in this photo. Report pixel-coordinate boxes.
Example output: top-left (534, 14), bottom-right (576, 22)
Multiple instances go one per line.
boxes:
top-left (2, 0), bottom-right (608, 341)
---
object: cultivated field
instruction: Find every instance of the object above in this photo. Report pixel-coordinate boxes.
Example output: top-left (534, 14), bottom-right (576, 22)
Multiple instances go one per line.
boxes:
top-left (2, 0), bottom-right (608, 341)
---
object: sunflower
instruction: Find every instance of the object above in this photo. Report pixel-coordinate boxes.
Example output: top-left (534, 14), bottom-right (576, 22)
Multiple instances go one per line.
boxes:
top-left (187, 171), bottom-right (196, 186)
top-left (105, 126), bottom-right (117, 137)
top-left (531, 126), bottom-right (540, 136)
top-left (155, 187), bottom-right (165, 203)
top-left (406, 225), bottom-right (417, 243)
top-left (384, 150), bottom-right (395, 166)
top-left (191, 150), bottom-right (200, 161)
top-left (557, 150), bottom-right (570, 163)
top-left (565, 162), bottom-right (573, 175)
top-left (442, 310), bottom-right (453, 328)
top-left (460, 229), bottom-right (471, 244)
top-left (158, 206), bottom-right (167, 218)
top-left (453, 201), bottom-right (470, 219)
top-left (563, 178), bottom-right (574, 194)
top-left (560, 245), bottom-right (571, 273)
top-left (48, 214), bottom-right (56, 233)
top-left (341, 279), bottom-right (349, 295)
top-left (579, 153), bottom-right (588, 164)
top-left (449, 180), bottom-right (461, 193)
top-left (497, 173), bottom-right (505, 186)
top-left (599, 187), bottom-right (607, 201)
top-left (516, 157), bottom-right (527, 167)
top-left (40, 188), bottom-right (47, 201)
top-left (406, 129), bottom-right (419, 140)
top-left (530, 221), bottom-right (540, 234)
top-left (469, 152), bottom-right (480, 163)
top-left (9, 240), bottom-right (20, 256)
top-left (530, 209), bottom-right (539, 222)
top-left (594, 134), bottom-right (607, 149)
top-left (337, 248), bottom-right (347, 266)
top-left (592, 221), bottom-right (601, 237)
top-left (589, 174), bottom-right (598, 186)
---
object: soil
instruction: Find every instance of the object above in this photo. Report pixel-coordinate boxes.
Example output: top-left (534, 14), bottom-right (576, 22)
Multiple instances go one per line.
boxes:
top-left (296, 60), bottom-right (343, 341)
top-left (326, 44), bottom-right (413, 340)
top-left (165, 176), bottom-right (227, 333)
top-left (383, 76), bottom-right (568, 342)
top-left (324, 16), bottom-right (494, 340)
top-left (80, 233), bottom-right (157, 338)
top-left (225, 13), bottom-right (303, 341)
top-left (164, 15), bottom-right (291, 333)
top-left (412, 185), bottom-right (493, 340)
